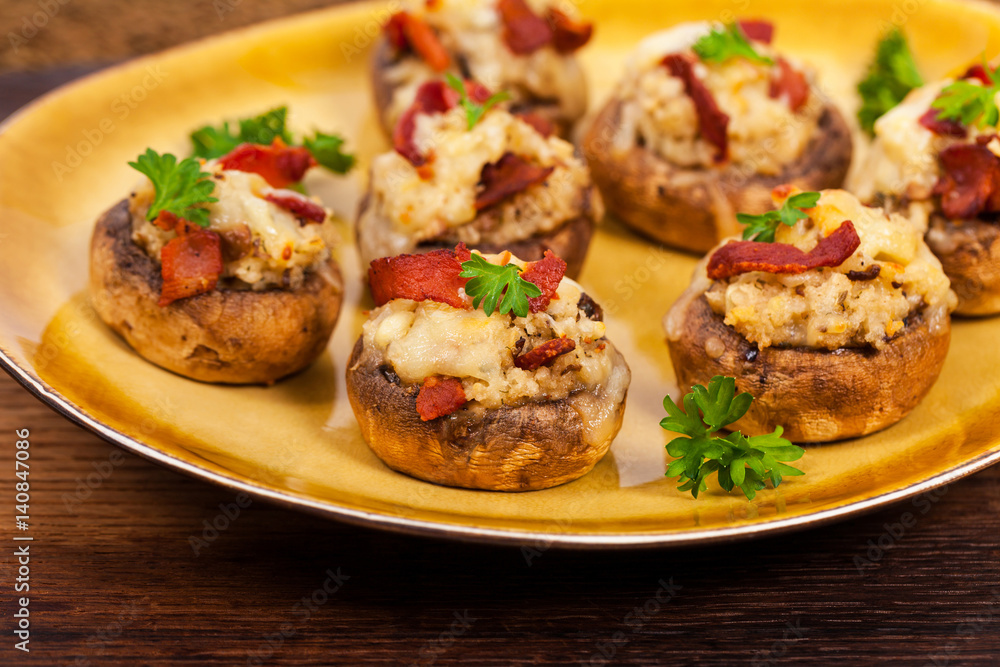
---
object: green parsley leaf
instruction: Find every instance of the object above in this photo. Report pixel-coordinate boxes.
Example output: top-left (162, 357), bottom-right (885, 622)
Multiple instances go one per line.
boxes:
top-left (662, 376), bottom-right (804, 500)
top-left (737, 191), bottom-right (821, 243)
top-left (931, 58), bottom-right (1000, 129)
top-left (857, 27), bottom-right (924, 135)
top-left (445, 74), bottom-right (512, 130)
top-left (128, 149), bottom-right (218, 228)
top-left (303, 131), bottom-right (356, 174)
top-left (459, 254), bottom-right (542, 318)
top-left (692, 23), bottom-right (773, 66)
top-left (190, 107), bottom-right (293, 159)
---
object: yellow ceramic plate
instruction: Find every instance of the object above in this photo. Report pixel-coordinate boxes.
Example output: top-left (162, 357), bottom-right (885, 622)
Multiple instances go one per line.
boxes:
top-left (3, 0), bottom-right (1000, 548)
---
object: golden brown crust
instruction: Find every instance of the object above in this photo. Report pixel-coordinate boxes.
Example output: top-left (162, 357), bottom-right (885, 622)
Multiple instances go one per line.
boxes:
top-left (345, 337), bottom-right (629, 491)
top-left (665, 295), bottom-right (950, 443)
top-left (89, 200), bottom-right (344, 384)
top-left (926, 215), bottom-right (1000, 316)
top-left (582, 97), bottom-right (854, 253)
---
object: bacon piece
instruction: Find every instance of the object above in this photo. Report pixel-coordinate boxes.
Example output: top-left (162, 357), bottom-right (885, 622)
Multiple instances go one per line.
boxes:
top-left (416, 376), bottom-right (467, 421)
top-left (520, 250), bottom-right (566, 313)
top-left (547, 8), bottom-right (593, 53)
top-left (516, 111), bottom-right (555, 138)
top-left (514, 338), bottom-right (577, 370)
top-left (962, 63), bottom-right (991, 85)
top-left (393, 80), bottom-right (462, 166)
top-left (498, 0), bottom-right (552, 55)
top-left (219, 140), bottom-right (316, 189)
top-left (475, 153), bottom-right (554, 210)
top-left (368, 244), bottom-right (471, 309)
top-left (153, 210), bottom-right (179, 231)
top-left (264, 191), bottom-right (327, 223)
top-left (933, 142), bottom-right (1000, 220)
top-left (738, 19), bottom-right (774, 44)
top-left (919, 108), bottom-right (967, 138)
top-left (662, 54), bottom-right (730, 163)
top-left (384, 12), bottom-right (409, 50)
top-left (398, 11), bottom-right (451, 71)
top-left (158, 229), bottom-right (224, 307)
top-left (769, 57), bottom-right (809, 112)
top-left (218, 224), bottom-right (253, 263)
top-left (706, 220), bottom-right (861, 280)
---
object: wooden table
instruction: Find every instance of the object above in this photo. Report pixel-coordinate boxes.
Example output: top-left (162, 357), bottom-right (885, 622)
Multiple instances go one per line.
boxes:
top-left (2, 66), bottom-right (1000, 667)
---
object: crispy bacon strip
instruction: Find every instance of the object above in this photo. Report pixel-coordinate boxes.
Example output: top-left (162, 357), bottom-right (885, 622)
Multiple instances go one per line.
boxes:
top-left (498, 0), bottom-right (552, 55)
top-left (514, 338), bottom-right (576, 370)
top-left (385, 12), bottom-right (409, 50)
top-left (769, 57), bottom-right (809, 112)
top-left (475, 153), bottom-right (554, 211)
top-left (158, 229), bottom-right (224, 307)
top-left (738, 19), bottom-right (774, 44)
top-left (662, 54), bottom-right (730, 163)
top-left (520, 250), bottom-right (566, 313)
top-left (385, 11), bottom-right (451, 71)
top-left (919, 108), bottom-right (967, 138)
top-left (416, 376), bottom-right (467, 421)
top-left (264, 192), bottom-right (327, 223)
top-left (393, 80), bottom-right (464, 166)
top-left (516, 111), bottom-right (555, 138)
top-left (219, 140), bottom-right (316, 189)
top-left (547, 8), bottom-right (593, 53)
top-left (933, 142), bottom-right (1000, 220)
top-left (962, 63), bottom-right (991, 85)
top-left (707, 220), bottom-right (861, 280)
top-left (368, 244), bottom-right (472, 309)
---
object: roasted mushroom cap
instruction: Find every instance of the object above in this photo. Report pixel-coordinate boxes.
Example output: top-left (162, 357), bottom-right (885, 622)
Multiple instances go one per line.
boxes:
top-left (89, 200), bottom-right (343, 384)
top-left (926, 215), bottom-right (1000, 316)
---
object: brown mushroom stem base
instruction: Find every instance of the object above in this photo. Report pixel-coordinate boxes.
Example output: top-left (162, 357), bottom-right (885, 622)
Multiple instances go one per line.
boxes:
top-left (666, 296), bottom-right (950, 443)
top-left (346, 337), bottom-right (629, 491)
top-left (927, 215), bottom-right (1000, 316)
top-left (89, 200), bottom-right (344, 384)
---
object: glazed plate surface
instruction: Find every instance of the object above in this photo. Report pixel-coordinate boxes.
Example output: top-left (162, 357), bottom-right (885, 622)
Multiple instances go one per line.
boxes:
top-left (3, 0), bottom-right (1000, 547)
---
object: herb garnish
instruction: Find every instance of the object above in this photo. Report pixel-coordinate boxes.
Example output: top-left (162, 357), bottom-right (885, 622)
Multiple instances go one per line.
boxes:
top-left (662, 376), bottom-right (804, 500)
top-left (931, 57), bottom-right (1000, 129)
top-left (459, 254), bottom-right (541, 317)
top-left (857, 27), bottom-right (924, 135)
top-left (190, 106), bottom-right (354, 174)
top-left (692, 23), bottom-right (773, 66)
top-left (445, 74), bottom-right (511, 130)
top-left (128, 149), bottom-right (218, 228)
top-left (737, 191), bottom-right (821, 243)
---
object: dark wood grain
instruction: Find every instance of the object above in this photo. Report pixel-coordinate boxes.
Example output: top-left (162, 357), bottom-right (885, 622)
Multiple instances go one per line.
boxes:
top-left (2, 51), bottom-right (1000, 667)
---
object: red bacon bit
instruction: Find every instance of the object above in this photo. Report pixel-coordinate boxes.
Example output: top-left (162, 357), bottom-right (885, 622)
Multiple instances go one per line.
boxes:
top-left (707, 220), bottom-right (861, 280)
top-left (158, 229), bottom-right (224, 307)
top-left (498, 0), bottom-right (552, 55)
top-left (933, 142), bottom-right (1000, 220)
top-left (769, 57), bottom-right (810, 112)
top-left (547, 8), bottom-right (593, 53)
top-left (368, 244), bottom-right (471, 309)
top-left (153, 210), bottom-right (179, 231)
top-left (402, 12), bottom-right (451, 71)
top-left (738, 19), bottom-right (774, 44)
top-left (513, 337), bottom-right (576, 370)
top-left (662, 54), bottom-right (730, 163)
top-left (520, 250), bottom-right (566, 313)
top-left (393, 80), bottom-right (462, 166)
top-left (416, 376), bottom-right (467, 421)
top-left (475, 153), bottom-right (554, 210)
top-left (385, 12), bottom-right (409, 50)
top-left (918, 107), bottom-right (967, 138)
top-left (962, 63), bottom-right (991, 85)
top-left (264, 192), bottom-right (327, 224)
top-left (219, 140), bottom-right (316, 189)
top-left (516, 111), bottom-right (555, 138)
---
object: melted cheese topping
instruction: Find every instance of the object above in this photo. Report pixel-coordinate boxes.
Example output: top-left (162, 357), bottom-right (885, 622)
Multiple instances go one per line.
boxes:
top-left (612, 23), bottom-right (821, 174)
top-left (130, 160), bottom-right (336, 290)
top-left (675, 189), bottom-right (956, 350)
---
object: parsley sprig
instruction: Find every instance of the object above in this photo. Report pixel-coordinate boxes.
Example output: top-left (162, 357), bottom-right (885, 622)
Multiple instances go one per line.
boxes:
top-left (737, 191), bottom-right (821, 243)
top-left (459, 254), bottom-right (541, 317)
top-left (693, 23), bottom-right (773, 66)
top-left (662, 376), bottom-right (804, 500)
top-left (190, 106), bottom-right (355, 174)
top-left (445, 74), bottom-right (511, 130)
top-left (128, 149), bottom-right (218, 228)
top-left (931, 58), bottom-right (1000, 129)
top-left (857, 28), bottom-right (924, 135)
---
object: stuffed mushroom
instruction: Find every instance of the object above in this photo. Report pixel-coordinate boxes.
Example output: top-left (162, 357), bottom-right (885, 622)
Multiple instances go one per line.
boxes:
top-left (372, 0), bottom-right (593, 139)
top-left (665, 187), bottom-right (955, 442)
top-left (583, 20), bottom-right (853, 253)
top-left (346, 245), bottom-right (630, 491)
top-left (90, 142), bottom-right (344, 384)
top-left (357, 78), bottom-right (603, 278)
